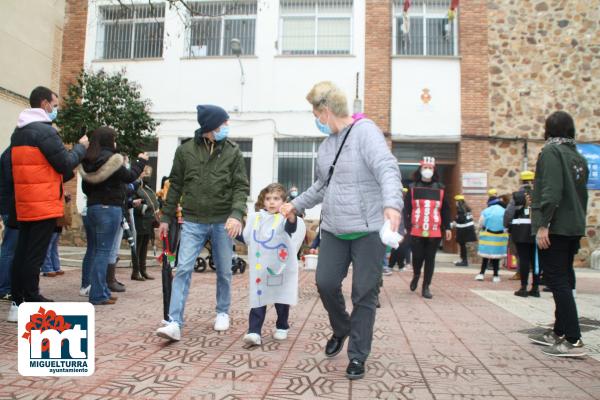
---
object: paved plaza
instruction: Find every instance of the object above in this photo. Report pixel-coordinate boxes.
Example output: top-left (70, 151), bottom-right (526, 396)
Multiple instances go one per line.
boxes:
top-left (0, 249), bottom-right (599, 400)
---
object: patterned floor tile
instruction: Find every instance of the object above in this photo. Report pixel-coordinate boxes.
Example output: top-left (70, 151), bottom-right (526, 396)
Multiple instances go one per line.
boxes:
top-left (0, 264), bottom-right (598, 399)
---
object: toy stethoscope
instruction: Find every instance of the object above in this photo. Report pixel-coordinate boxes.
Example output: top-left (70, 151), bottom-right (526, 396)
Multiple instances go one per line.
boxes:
top-left (252, 213), bottom-right (289, 276)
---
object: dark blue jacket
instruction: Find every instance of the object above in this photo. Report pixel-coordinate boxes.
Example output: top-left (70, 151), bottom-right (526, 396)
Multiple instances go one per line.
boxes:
top-left (0, 147), bottom-right (17, 228)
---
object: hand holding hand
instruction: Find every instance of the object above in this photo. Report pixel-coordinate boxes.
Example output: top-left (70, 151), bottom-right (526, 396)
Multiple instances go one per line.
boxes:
top-left (280, 203), bottom-right (296, 218)
top-left (138, 152), bottom-right (149, 161)
top-left (225, 218), bottom-right (242, 239)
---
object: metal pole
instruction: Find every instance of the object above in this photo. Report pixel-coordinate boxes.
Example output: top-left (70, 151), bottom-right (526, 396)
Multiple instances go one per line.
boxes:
top-left (237, 56), bottom-right (245, 113)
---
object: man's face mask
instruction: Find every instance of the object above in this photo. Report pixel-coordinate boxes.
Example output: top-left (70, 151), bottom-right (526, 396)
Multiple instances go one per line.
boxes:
top-left (214, 125), bottom-right (230, 141)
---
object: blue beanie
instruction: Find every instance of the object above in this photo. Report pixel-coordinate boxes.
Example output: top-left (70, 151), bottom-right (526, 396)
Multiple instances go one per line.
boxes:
top-left (196, 105), bottom-right (229, 134)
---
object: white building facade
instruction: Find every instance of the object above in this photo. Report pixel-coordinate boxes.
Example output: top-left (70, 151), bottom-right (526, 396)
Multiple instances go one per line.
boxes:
top-left (80, 0), bottom-right (461, 219)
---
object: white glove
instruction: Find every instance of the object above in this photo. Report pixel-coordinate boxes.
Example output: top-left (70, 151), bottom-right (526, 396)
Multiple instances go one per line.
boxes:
top-left (379, 219), bottom-right (403, 249)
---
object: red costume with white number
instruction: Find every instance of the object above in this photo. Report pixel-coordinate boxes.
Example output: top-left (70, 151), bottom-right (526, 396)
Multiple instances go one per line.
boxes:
top-left (410, 186), bottom-right (445, 238)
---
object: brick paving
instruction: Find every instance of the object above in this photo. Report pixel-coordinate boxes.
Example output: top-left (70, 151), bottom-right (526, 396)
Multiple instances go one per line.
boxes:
top-left (0, 253), bottom-right (599, 400)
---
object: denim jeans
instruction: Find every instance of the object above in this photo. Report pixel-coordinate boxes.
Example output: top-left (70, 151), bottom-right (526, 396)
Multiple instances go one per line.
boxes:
top-left (87, 205), bottom-right (122, 304)
top-left (168, 221), bottom-right (232, 327)
top-left (81, 215), bottom-right (93, 288)
top-left (42, 232), bottom-right (61, 273)
top-left (0, 215), bottom-right (18, 296)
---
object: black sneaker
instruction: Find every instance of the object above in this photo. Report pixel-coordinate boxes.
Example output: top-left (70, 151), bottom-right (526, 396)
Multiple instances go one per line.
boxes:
top-left (422, 286), bottom-right (433, 299)
top-left (528, 286), bottom-right (540, 298)
top-left (325, 335), bottom-right (348, 358)
top-left (346, 359), bottom-right (365, 380)
top-left (514, 288), bottom-right (528, 297)
top-left (454, 260), bottom-right (469, 267)
top-left (30, 295), bottom-right (54, 302)
top-left (410, 275), bottom-right (420, 291)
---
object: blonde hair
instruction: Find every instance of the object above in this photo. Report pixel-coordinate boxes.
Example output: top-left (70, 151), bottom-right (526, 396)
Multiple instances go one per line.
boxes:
top-left (254, 183), bottom-right (286, 211)
top-left (306, 81), bottom-right (349, 117)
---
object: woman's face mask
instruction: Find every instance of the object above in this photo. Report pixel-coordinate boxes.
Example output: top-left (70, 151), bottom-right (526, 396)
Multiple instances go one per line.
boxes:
top-left (421, 168), bottom-right (434, 180)
top-left (315, 111), bottom-right (332, 135)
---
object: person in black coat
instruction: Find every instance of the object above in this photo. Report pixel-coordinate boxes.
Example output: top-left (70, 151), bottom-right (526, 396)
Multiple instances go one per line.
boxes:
top-left (132, 166), bottom-right (160, 281)
top-left (79, 126), bottom-right (148, 305)
top-left (452, 195), bottom-right (478, 267)
top-left (504, 171), bottom-right (539, 297)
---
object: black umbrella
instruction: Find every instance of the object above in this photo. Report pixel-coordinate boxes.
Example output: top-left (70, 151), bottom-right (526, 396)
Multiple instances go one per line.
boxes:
top-left (161, 218), bottom-right (181, 321)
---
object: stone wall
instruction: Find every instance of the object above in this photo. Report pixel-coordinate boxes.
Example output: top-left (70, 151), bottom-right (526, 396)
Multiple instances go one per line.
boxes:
top-left (487, 0), bottom-right (600, 266)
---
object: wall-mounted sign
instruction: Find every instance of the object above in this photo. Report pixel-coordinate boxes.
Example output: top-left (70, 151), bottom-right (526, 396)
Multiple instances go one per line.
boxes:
top-left (420, 88), bottom-right (432, 104)
top-left (577, 144), bottom-right (600, 190)
top-left (462, 172), bottom-right (488, 194)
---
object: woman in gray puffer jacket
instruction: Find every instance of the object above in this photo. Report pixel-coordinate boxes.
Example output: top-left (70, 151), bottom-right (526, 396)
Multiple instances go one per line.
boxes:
top-left (281, 81), bottom-right (403, 381)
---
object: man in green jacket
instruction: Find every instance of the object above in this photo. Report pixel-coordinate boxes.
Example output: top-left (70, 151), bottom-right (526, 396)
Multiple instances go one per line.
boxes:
top-left (156, 105), bottom-right (249, 341)
top-left (528, 111), bottom-right (589, 357)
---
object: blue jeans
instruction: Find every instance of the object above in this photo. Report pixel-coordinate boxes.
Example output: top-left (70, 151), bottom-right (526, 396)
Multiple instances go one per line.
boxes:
top-left (81, 215), bottom-right (93, 288)
top-left (42, 232), bottom-right (61, 273)
top-left (0, 215), bottom-right (18, 296)
top-left (87, 205), bottom-right (121, 304)
top-left (169, 221), bottom-right (232, 327)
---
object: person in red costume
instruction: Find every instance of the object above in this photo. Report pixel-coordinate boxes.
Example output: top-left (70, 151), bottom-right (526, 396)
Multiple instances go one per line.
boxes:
top-left (403, 157), bottom-right (452, 299)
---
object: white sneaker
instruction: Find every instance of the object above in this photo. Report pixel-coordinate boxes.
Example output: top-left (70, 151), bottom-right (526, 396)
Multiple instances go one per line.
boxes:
top-left (382, 267), bottom-right (393, 276)
top-left (243, 333), bottom-right (262, 346)
top-left (79, 285), bottom-right (90, 297)
top-left (156, 321), bottom-right (181, 341)
top-left (273, 329), bottom-right (289, 341)
top-left (214, 313), bottom-right (230, 331)
top-left (475, 274), bottom-right (484, 281)
top-left (7, 302), bottom-right (18, 323)
top-left (493, 276), bottom-right (501, 283)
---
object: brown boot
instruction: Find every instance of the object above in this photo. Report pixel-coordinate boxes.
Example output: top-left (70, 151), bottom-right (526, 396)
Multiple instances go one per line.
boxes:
top-left (107, 263), bottom-right (126, 292)
top-left (509, 272), bottom-right (521, 281)
top-left (131, 258), bottom-right (145, 281)
top-left (140, 264), bottom-right (154, 280)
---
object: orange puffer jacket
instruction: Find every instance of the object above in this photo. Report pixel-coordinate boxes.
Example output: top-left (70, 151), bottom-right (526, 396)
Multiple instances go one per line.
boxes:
top-left (10, 111), bottom-right (86, 222)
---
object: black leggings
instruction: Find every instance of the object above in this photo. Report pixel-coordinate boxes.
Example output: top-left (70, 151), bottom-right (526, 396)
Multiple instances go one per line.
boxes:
top-left (516, 242), bottom-right (539, 287)
top-left (411, 236), bottom-right (441, 287)
top-left (390, 236), bottom-right (411, 268)
top-left (480, 258), bottom-right (499, 276)
top-left (459, 242), bottom-right (468, 262)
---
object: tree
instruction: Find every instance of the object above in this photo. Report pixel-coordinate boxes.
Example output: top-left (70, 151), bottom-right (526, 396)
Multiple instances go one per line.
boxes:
top-left (57, 69), bottom-right (158, 157)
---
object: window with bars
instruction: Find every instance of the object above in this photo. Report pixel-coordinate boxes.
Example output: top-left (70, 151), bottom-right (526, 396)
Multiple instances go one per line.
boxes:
top-left (392, 142), bottom-right (458, 163)
top-left (276, 138), bottom-right (324, 193)
top-left (185, 1), bottom-right (257, 57)
top-left (232, 138), bottom-right (253, 185)
top-left (280, 0), bottom-right (353, 55)
top-left (96, 4), bottom-right (165, 60)
top-left (393, 0), bottom-right (458, 57)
